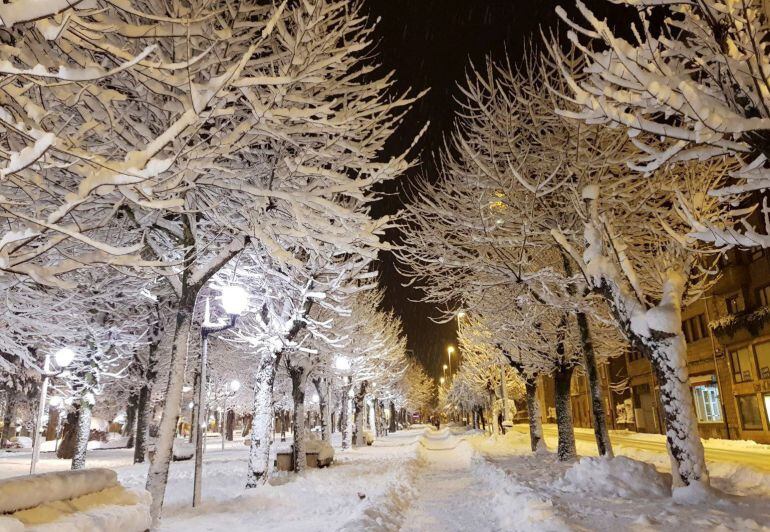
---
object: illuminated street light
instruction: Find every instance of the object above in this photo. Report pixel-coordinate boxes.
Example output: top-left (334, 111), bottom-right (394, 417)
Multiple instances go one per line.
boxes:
top-left (335, 356), bottom-right (351, 372)
top-left (220, 285), bottom-right (248, 316)
top-left (194, 286), bottom-right (248, 508)
top-left (54, 347), bottom-right (76, 368)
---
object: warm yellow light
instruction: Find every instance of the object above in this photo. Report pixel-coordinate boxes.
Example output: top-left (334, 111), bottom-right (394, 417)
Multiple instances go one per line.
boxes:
top-left (457, 311), bottom-right (466, 319)
top-left (447, 346), bottom-right (455, 355)
top-left (443, 364), bottom-right (448, 370)
top-left (439, 377), bottom-right (445, 384)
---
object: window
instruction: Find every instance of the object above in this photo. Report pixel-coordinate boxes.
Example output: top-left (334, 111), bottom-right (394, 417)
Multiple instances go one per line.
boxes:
top-left (726, 293), bottom-right (745, 314)
top-left (765, 395), bottom-right (770, 427)
top-left (737, 394), bottom-right (763, 430)
top-left (731, 347), bottom-right (754, 383)
top-left (756, 285), bottom-right (770, 307)
top-left (692, 384), bottom-right (722, 423)
top-left (683, 314), bottom-right (707, 343)
top-left (755, 342), bottom-right (770, 380)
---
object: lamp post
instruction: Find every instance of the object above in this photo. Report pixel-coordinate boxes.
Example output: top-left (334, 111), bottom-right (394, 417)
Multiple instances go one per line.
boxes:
top-left (193, 286), bottom-right (247, 508)
top-left (447, 346), bottom-right (455, 377)
top-left (30, 347), bottom-right (75, 474)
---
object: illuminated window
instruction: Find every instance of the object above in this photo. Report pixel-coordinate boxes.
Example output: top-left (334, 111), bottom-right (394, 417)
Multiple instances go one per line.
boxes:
top-left (692, 383), bottom-right (722, 423)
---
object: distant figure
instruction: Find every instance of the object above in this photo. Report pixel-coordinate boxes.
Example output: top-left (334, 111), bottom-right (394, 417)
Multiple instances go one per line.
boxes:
top-left (434, 417), bottom-right (440, 430)
top-left (497, 412), bottom-right (505, 435)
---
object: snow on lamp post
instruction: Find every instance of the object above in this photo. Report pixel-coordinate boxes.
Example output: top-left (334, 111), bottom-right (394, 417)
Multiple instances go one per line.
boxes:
top-left (220, 379), bottom-right (241, 452)
top-left (30, 347), bottom-right (75, 474)
top-left (193, 286), bottom-right (247, 508)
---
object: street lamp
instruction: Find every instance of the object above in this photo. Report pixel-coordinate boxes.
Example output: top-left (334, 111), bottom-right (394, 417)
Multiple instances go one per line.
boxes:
top-left (439, 377), bottom-right (445, 385)
top-left (30, 347), bottom-right (75, 474)
top-left (457, 311), bottom-right (466, 319)
top-left (442, 364), bottom-right (448, 380)
top-left (193, 286), bottom-right (247, 508)
top-left (447, 346), bottom-right (455, 376)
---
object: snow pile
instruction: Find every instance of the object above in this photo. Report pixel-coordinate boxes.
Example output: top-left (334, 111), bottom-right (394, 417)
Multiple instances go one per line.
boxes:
top-left (554, 455), bottom-right (669, 498)
top-left (172, 440), bottom-right (194, 461)
top-left (305, 439), bottom-right (334, 464)
top-left (0, 468), bottom-right (119, 513)
top-left (470, 456), bottom-right (568, 531)
top-left (8, 485), bottom-right (151, 532)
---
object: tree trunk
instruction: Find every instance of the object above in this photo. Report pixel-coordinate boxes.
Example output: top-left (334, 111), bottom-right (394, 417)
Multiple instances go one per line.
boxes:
top-left (46, 406), bottom-right (59, 441)
top-left (245, 351), bottom-right (280, 488)
top-left (576, 311), bottom-right (613, 457)
top-left (241, 414), bottom-right (252, 437)
top-left (134, 330), bottom-right (161, 464)
top-left (389, 402), bottom-right (397, 432)
top-left (288, 365), bottom-right (307, 473)
top-left (353, 381), bottom-right (367, 446)
top-left (226, 410), bottom-right (235, 441)
top-left (124, 391), bottom-right (139, 448)
top-left (525, 377), bottom-right (545, 453)
top-left (341, 384), bottom-right (352, 450)
top-left (648, 335), bottom-right (709, 487)
top-left (57, 409), bottom-right (79, 459)
top-left (553, 365), bottom-right (576, 461)
top-left (134, 384), bottom-right (151, 463)
top-left (71, 400), bottom-right (92, 470)
top-left (312, 378), bottom-right (331, 442)
top-left (146, 293), bottom-right (195, 524)
top-left (1, 394), bottom-right (16, 447)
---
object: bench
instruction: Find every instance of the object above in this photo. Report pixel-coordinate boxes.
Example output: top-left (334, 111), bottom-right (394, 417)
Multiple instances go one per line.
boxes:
top-left (274, 440), bottom-right (334, 471)
top-left (0, 468), bottom-right (151, 531)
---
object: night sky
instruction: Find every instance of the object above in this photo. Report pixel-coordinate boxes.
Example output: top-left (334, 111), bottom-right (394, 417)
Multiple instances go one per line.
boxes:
top-left (363, 0), bottom-right (632, 379)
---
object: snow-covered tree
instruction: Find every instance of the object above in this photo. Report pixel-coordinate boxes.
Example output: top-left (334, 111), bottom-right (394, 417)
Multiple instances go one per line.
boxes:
top-left (554, 0), bottom-right (770, 247)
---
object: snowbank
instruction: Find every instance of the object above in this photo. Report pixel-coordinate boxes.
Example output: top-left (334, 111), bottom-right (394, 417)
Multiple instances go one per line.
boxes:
top-left (8, 486), bottom-right (151, 532)
top-left (0, 468), bottom-right (118, 513)
top-left (470, 456), bottom-right (568, 531)
top-left (554, 455), bottom-right (669, 498)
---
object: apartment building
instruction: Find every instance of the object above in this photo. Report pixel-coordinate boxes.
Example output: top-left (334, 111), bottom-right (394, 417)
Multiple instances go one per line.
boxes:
top-left (538, 249), bottom-right (770, 444)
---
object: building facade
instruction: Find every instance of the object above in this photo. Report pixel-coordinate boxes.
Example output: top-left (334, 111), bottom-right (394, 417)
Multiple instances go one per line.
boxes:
top-left (539, 249), bottom-right (770, 444)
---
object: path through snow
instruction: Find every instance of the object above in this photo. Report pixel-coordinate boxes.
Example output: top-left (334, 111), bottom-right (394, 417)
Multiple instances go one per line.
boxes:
top-left (400, 429), bottom-right (500, 532)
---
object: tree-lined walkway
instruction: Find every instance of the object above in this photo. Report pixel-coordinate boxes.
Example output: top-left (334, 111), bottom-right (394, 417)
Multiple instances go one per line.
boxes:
top-left (401, 430), bottom-right (501, 532)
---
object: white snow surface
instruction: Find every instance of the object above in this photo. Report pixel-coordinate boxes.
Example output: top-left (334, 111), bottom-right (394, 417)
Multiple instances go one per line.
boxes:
top-left (0, 468), bottom-right (118, 513)
top-left (0, 425), bottom-right (769, 531)
top-left (554, 455), bottom-right (669, 498)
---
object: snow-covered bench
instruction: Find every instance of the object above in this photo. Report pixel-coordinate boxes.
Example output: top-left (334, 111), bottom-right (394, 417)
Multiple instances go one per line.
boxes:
top-left (274, 440), bottom-right (335, 471)
top-left (0, 468), bottom-right (151, 532)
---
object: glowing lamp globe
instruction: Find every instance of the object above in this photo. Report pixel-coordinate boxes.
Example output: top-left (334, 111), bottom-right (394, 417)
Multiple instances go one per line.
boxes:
top-left (54, 347), bottom-right (76, 368)
top-left (439, 377), bottom-right (445, 384)
top-left (220, 285), bottom-right (248, 316)
top-left (334, 356), bottom-right (351, 371)
top-left (229, 380), bottom-right (241, 392)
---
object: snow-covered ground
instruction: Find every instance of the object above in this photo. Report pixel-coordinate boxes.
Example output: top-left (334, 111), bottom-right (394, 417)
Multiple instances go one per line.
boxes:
top-left (1, 425), bottom-right (769, 531)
